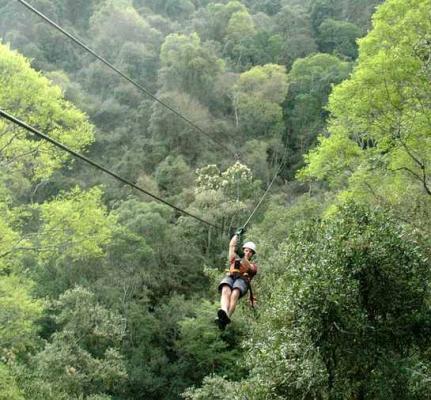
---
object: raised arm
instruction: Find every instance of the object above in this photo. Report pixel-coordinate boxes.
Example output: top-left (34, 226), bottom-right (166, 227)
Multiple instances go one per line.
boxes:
top-left (229, 234), bottom-right (238, 260)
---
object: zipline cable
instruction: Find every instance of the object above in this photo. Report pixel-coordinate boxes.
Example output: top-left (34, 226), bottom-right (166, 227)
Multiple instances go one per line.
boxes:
top-left (0, 108), bottom-right (222, 230)
top-left (241, 151), bottom-right (286, 230)
top-left (17, 0), bottom-right (237, 158)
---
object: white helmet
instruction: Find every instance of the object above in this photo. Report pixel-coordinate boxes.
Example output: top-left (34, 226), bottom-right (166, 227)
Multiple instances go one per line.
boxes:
top-left (242, 241), bottom-right (256, 254)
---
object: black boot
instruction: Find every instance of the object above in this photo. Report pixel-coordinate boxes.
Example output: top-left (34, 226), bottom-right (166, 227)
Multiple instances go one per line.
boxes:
top-left (217, 309), bottom-right (231, 327)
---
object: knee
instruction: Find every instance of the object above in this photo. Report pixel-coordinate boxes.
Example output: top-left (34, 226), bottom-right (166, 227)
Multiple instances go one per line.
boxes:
top-left (231, 288), bottom-right (241, 300)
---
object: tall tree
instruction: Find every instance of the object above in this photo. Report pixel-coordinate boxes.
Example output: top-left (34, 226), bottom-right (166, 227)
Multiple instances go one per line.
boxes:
top-left (233, 64), bottom-right (288, 139)
top-left (299, 0), bottom-right (431, 207)
top-left (284, 53), bottom-right (352, 176)
top-left (158, 32), bottom-right (225, 106)
top-left (317, 18), bottom-right (361, 59)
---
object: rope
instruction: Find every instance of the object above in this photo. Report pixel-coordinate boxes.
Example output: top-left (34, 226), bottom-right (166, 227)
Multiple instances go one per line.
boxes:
top-left (0, 108), bottom-right (222, 230)
top-left (17, 0), bottom-right (237, 158)
top-left (241, 150), bottom-right (287, 230)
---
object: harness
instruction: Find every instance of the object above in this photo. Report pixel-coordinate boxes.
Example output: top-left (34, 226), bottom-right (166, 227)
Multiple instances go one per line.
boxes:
top-left (225, 257), bottom-right (256, 308)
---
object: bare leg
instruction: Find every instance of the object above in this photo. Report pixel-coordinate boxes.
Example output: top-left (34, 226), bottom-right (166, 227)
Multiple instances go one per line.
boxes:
top-left (228, 288), bottom-right (241, 317)
top-left (220, 285), bottom-right (231, 314)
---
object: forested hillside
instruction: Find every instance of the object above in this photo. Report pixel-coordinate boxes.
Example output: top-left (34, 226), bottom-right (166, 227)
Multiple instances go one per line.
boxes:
top-left (1, 0), bottom-right (430, 399)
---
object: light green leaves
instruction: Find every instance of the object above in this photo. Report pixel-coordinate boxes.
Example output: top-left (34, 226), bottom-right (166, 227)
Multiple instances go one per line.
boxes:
top-left (37, 187), bottom-right (114, 263)
top-left (0, 276), bottom-right (43, 356)
top-left (0, 44), bottom-right (94, 181)
top-left (300, 0), bottom-right (431, 204)
top-left (233, 64), bottom-right (288, 138)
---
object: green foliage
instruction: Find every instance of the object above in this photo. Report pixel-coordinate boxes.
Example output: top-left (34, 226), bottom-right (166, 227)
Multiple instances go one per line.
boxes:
top-left (223, 8), bottom-right (256, 68)
top-left (234, 64), bottom-right (288, 138)
top-left (134, 0), bottom-right (195, 20)
top-left (90, 0), bottom-right (162, 60)
top-left (53, 286), bottom-right (125, 353)
top-left (19, 287), bottom-right (127, 400)
top-left (0, 1), bottom-right (396, 399)
top-left (203, 1), bottom-right (249, 42)
top-left (155, 155), bottom-right (193, 196)
top-left (175, 300), bottom-right (246, 389)
top-left (196, 161), bottom-right (257, 200)
top-left (0, 363), bottom-right (24, 400)
top-left (273, 5), bottom-right (317, 66)
top-left (0, 193), bottom-right (24, 273)
top-left (37, 186), bottom-right (114, 263)
top-left (159, 33), bottom-right (224, 104)
top-left (0, 276), bottom-right (43, 358)
top-left (310, 0), bottom-right (340, 33)
top-left (225, 9), bottom-right (255, 43)
top-left (0, 43), bottom-right (94, 181)
top-left (243, 204), bottom-right (431, 399)
top-left (249, 193), bottom-right (327, 259)
top-left (300, 0), bottom-right (431, 208)
top-left (112, 198), bottom-right (209, 303)
top-left (310, 0), bottom-right (383, 32)
top-left (317, 18), bottom-right (362, 59)
top-left (148, 91), bottom-right (217, 164)
top-left (182, 374), bottom-right (242, 400)
top-left (284, 53), bottom-right (352, 175)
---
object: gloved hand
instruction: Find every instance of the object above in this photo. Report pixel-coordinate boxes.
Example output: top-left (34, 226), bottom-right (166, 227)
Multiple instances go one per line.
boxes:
top-left (235, 226), bottom-right (246, 236)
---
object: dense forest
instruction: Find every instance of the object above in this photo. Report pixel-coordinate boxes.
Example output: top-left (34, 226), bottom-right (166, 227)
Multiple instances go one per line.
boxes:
top-left (1, 0), bottom-right (430, 399)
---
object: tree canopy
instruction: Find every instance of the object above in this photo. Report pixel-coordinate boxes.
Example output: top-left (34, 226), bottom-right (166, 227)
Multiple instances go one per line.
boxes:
top-left (3, 0), bottom-right (430, 399)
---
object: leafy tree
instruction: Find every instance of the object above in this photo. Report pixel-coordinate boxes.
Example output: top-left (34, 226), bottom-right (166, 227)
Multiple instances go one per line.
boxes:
top-left (36, 186), bottom-right (114, 263)
top-left (111, 199), bottom-right (209, 302)
top-left (309, 0), bottom-right (340, 33)
top-left (201, 1), bottom-right (249, 43)
top-left (284, 53), bottom-right (352, 176)
top-left (0, 0), bottom-right (83, 72)
top-left (318, 18), bottom-right (362, 59)
top-left (244, 0), bottom-right (282, 15)
top-left (155, 155), bottom-right (193, 196)
top-left (90, 0), bottom-right (162, 63)
top-left (0, 276), bottom-right (43, 358)
top-left (299, 0), bottom-right (431, 207)
top-left (182, 374), bottom-right (242, 400)
top-left (0, 43), bottom-right (94, 182)
top-left (243, 204), bottom-right (431, 399)
top-left (132, 0), bottom-right (195, 20)
top-left (159, 33), bottom-right (225, 106)
top-left (273, 5), bottom-right (317, 66)
top-left (233, 31), bottom-right (284, 68)
top-left (233, 64), bottom-right (288, 139)
top-left (0, 189), bottom-right (24, 273)
top-left (0, 364), bottom-right (24, 400)
top-left (223, 8), bottom-right (255, 69)
top-left (333, 0), bottom-right (384, 29)
top-left (148, 91), bottom-right (219, 165)
top-left (19, 287), bottom-right (127, 400)
top-left (249, 193), bottom-right (327, 259)
top-left (174, 300), bottom-right (247, 394)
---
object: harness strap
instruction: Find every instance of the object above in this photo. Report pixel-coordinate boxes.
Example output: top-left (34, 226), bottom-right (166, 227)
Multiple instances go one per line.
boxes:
top-left (247, 281), bottom-right (255, 309)
top-left (225, 268), bottom-right (249, 277)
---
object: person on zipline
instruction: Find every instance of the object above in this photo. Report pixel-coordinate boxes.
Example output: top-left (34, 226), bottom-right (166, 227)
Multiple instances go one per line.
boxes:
top-left (216, 230), bottom-right (257, 330)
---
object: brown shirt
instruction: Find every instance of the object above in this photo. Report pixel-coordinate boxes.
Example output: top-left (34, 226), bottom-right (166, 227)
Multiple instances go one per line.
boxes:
top-left (229, 255), bottom-right (257, 282)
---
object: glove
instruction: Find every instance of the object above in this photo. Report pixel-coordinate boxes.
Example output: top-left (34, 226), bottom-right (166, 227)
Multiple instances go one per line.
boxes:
top-left (235, 227), bottom-right (246, 236)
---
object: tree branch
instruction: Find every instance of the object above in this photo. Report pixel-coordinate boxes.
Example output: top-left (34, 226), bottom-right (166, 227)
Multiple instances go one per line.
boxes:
top-left (398, 139), bottom-right (431, 195)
